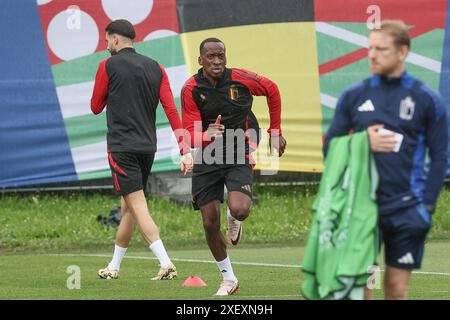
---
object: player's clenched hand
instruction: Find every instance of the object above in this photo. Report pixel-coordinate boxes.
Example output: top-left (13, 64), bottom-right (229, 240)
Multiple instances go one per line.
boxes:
top-left (180, 152), bottom-right (193, 175)
top-left (270, 134), bottom-right (287, 157)
top-left (367, 124), bottom-right (396, 152)
top-left (206, 115), bottom-right (224, 141)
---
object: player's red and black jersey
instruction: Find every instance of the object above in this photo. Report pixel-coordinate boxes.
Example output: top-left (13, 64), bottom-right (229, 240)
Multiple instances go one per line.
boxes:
top-left (181, 67), bottom-right (281, 162)
top-left (90, 47), bottom-right (189, 155)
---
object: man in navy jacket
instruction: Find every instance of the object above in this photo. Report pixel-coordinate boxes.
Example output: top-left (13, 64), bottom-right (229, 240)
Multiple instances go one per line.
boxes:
top-left (325, 20), bottom-right (448, 300)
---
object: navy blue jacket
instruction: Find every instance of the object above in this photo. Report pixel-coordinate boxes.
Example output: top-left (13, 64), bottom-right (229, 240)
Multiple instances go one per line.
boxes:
top-left (325, 72), bottom-right (448, 215)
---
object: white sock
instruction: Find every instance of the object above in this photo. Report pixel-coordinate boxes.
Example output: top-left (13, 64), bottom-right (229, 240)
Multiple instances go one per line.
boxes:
top-left (227, 207), bottom-right (232, 218)
top-left (227, 207), bottom-right (236, 221)
top-left (108, 244), bottom-right (127, 270)
top-left (149, 239), bottom-right (172, 268)
top-left (217, 256), bottom-right (238, 282)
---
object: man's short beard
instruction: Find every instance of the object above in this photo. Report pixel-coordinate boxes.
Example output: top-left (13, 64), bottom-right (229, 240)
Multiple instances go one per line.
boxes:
top-left (377, 64), bottom-right (398, 77)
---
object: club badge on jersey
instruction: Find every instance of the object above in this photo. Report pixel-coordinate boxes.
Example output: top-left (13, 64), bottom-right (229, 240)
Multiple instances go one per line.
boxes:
top-left (399, 96), bottom-right (415, 120)
top-left (229, 86), bottom-right (239, 101)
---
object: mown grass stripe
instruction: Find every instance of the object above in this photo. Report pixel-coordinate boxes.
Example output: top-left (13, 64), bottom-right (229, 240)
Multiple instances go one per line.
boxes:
top-left (35, 253), bottom-right (450, 277)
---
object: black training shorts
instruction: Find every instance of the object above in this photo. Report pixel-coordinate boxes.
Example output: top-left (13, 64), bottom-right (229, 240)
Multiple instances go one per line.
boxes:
top-left (379, 203), bottom-right (432, 269)
top-left (108, 152), bottom-right (155, 196)
top-left (191, 163), bottom-right (253, 210)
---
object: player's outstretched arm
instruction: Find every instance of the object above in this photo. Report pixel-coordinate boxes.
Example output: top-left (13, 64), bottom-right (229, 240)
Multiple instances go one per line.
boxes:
top-left (232, 69), bottom-right (285, 156)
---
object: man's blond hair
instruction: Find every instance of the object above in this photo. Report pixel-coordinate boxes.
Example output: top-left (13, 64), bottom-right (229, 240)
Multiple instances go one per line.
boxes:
top-left (370, 20), bottom-right (410, 49)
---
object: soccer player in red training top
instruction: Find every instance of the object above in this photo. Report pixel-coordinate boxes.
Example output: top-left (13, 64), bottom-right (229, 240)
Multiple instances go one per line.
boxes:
top-left (181, 38), bottom-right (287, 296)
top-left (90, 20), bottom-right (193, 281)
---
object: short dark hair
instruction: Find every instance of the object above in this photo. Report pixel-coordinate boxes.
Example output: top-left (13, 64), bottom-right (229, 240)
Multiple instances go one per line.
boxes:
top-left (199, 38), bottom-right (224, 54)
top-left (105, 19), bottom-right (136, 40)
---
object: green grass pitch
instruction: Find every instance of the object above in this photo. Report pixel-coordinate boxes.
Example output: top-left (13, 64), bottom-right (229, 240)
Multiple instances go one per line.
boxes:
top-left (1, 243), bottom-right (449, 300)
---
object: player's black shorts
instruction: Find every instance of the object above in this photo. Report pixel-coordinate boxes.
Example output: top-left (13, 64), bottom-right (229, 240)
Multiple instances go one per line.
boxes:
top-left (379, 203), bottom-right (432, 269)
top-left (107, 152), bottom-right (155, 196)
top-left (192, 163), bottom-right (253, 210)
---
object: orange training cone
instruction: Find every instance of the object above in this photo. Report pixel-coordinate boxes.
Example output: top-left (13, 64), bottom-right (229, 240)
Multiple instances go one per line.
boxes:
top-left (182, 276), bottom-right (207, 287)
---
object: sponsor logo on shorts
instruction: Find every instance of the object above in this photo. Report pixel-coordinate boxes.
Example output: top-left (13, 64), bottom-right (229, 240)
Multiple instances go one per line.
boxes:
top-left (397, 252), bottom-right (415, 264)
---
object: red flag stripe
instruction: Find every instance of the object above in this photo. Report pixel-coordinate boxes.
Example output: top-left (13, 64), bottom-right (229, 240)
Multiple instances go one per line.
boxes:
top-left (319, 25), bottom-right (436, 76)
